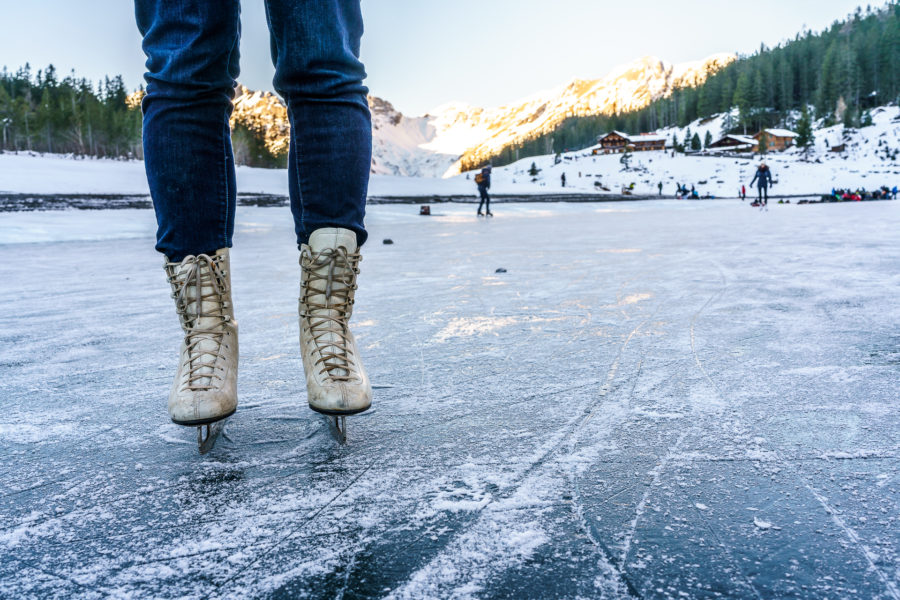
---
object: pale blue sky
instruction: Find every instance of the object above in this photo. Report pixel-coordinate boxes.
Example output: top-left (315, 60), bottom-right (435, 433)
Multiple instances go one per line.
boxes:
top-left (0, 0), bottom-right (877, 116)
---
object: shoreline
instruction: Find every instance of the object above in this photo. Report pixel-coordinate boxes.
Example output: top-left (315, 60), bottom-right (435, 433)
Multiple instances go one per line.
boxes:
top-left (0, 191), bottom-right (852, 212)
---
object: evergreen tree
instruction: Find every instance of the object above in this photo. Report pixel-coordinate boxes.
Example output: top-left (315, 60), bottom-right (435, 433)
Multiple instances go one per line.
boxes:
top-left (860, 109), bottom-right (873, 127)
top-left (758, 132), bottom-right (769, 155)
top-left (704, 130), bottom-right (713, 149)
top-left (795, 105), bottom-right (815, 156)
top-left (843, 103), bottom-right (858, 128)
top-left (691, 132), bottom-right (702, 151)
top-left (733, 70), bottom-right (754, 133)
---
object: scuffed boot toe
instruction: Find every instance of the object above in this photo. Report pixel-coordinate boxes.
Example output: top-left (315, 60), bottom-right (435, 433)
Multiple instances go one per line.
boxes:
top-left (307, 381), bottom-right (372, 416)
top-left (169, 391), bottom-right (237, 426)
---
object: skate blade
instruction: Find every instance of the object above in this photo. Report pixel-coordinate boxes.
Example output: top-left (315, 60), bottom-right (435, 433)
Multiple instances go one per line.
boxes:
top-left (197, 418), bottom-right (227, 454)
top-left (325, 415), bottom-right (347, 444)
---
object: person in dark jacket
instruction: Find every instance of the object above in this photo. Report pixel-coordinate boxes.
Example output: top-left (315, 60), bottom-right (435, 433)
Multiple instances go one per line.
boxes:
top-left (476, 166), bottom-right (492, 217)
top-left (750, 163), bottom-right (774, 205)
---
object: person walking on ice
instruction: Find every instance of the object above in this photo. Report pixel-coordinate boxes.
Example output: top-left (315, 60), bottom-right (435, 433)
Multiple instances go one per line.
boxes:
top-left (135, 0), bottom-right (373, 450)
top-left (750, 162), bottom-right (774, 208)
top-left (476, 165), bottom-right (493, 216)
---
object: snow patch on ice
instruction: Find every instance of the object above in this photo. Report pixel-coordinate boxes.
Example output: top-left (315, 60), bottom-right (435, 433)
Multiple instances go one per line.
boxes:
top-left (753, 517), bottom-right (781, 530)
top-left (431, 315), bottom-right (567, 343)
top-left (0, 422), bottom-right (75, 444)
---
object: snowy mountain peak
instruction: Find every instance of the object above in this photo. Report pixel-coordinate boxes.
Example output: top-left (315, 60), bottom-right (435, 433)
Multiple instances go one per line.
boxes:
top-left (424, 53), bottom-right (736, 176)
top-left (226, 53), bottom-right (735, 178)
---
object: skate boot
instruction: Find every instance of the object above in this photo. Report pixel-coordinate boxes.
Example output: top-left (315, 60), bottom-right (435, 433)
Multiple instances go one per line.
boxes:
top-left (299, 228), bottom-right (371, 417)
top-left (164, 249), bottom-right (238, 429)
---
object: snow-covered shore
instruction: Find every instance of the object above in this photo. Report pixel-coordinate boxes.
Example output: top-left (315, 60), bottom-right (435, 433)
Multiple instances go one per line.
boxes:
top-left (2, 105), bottom-right (898, 199)
top-left (0, 152), bottom-right (578, 198)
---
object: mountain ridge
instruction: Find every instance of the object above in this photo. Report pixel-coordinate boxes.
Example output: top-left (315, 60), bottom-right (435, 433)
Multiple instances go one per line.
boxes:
top-left (229, 52), bottom-right (736, 177)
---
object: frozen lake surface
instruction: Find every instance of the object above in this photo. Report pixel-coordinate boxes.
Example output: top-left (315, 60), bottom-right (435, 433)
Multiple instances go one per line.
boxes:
top-left (1, 199), bottom-right (899, 599)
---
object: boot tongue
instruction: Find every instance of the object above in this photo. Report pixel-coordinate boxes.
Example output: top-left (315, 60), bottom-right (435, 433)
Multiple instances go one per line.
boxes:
top-left (178, 253), bottom-right (226, 383)
top-left (304, 229), bottom-right (358, 379)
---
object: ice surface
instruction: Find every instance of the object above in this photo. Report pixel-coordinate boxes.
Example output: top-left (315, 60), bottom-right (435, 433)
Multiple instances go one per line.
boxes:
top-left (1, 199), bottom-right (899, 599)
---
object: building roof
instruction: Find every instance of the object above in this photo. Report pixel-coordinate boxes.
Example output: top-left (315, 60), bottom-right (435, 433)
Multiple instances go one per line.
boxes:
top-left (598, 131), bottom-right (630, 140)
top-left (708, 134), bottom-right (757, 150)
top-left (710, 134), bottom-right (756, 146)
top-left (728, 134), bottom-right (757, 144)
top-left (629, 134), bottom-right (668, 143)
top-left (757, 128), bottom-right (798, 138)
top-left (599, 131), bottom-right (667, 144)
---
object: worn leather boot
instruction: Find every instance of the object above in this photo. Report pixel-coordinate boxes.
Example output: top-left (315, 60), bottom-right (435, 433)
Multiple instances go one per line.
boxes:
top-left (298, 228), bottom-right (372, 415)
top-left (164, 249), bottom-right (238, 425)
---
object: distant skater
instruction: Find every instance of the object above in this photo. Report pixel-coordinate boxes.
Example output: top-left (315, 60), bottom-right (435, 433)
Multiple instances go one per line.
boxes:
top-left (750, 162), bottom-right (774, 206)
top-left (658, 181), bottom-right (663, 195)
top-left (740, 184), bottom-right (747, 201)
top-left (561, 173), bottom-right (566, 188)
top-left (476, 166), bottom-right (493, 216)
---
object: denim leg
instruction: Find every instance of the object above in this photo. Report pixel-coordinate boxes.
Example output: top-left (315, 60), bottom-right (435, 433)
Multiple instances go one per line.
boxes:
top-left (135, 0), bottom-right (241, 261)
top-left (263, 0), bottom-right (371, 248)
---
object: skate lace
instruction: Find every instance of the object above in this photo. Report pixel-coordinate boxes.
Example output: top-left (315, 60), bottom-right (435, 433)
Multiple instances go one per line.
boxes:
top-left (165, 254), bottom-right (230, 391)
top-left (300, 247), bottom-right (361, 382)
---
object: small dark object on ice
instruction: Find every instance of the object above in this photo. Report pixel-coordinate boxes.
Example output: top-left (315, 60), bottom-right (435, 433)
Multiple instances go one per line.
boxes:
top-left (383, 238), bottom-right (394, 245)
top-left (495, 268), bottom-right (507, 273)
top-left (419, 205), bottom-right (431, 216)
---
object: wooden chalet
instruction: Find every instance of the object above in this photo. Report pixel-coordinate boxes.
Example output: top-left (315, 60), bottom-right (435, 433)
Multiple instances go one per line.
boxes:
top-left (629, 133), bottom-right (667, 152)
top-left (754, 128), bottom-right (798, 152)
top-left (708, 134), bottom-right (757, 152)
top-left (593, 131), bottom-right (667, 154)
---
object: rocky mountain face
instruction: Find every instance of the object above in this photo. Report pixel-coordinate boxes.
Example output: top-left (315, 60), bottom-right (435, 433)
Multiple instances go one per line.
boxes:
top-left (231, 85), bottom-right (290, 159)
top-left (425, 54), bottom-right (735, 175)
top-left (227, 53), bottom-right (735, 177)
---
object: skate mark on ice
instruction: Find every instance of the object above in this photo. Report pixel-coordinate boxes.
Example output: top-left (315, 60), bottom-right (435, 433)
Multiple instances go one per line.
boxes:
top-left (683, 278), bottom-right (769, 599)
top-left (688, 263), bottom-right (729, 398)
top-left (203, 460), bottom-right (377, 598)
top-left (570, 458), bottom-right (643, 598)
top-left (2, 442), bottom-right (343, 546)
top-left (2, 424), bottom-right (118, 486)
top-left (806, 484), bottom-right (900, 600)
top-left (692, 501), bottom-right (765, 600)
top-left (387, 311), bottom-right (662, 596)
top-left (333, 548), bottom-right (359, 600)
top-left (619, 432), bottom-right (687, 571)
top-left (12, 558), bottom-right (101, 598)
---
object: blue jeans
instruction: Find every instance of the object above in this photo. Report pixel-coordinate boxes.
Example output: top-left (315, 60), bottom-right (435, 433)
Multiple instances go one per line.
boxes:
top-left (136, 0), bottom-right (371, 261)
top-left (477, 186), bottom-right (490, 214)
